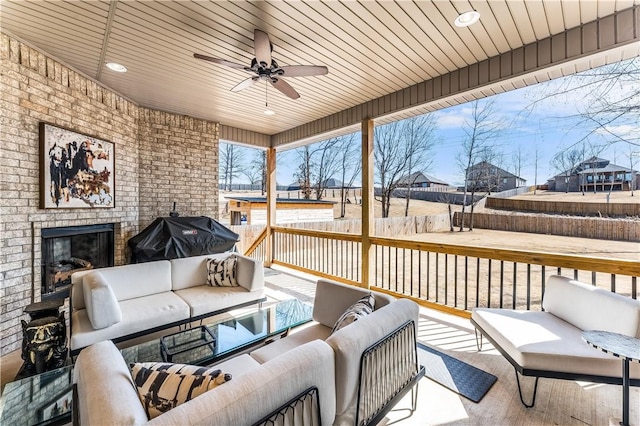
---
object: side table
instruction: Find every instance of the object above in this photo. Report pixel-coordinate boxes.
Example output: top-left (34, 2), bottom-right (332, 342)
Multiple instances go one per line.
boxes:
top-left (583, 330), bottom-right (640, 426)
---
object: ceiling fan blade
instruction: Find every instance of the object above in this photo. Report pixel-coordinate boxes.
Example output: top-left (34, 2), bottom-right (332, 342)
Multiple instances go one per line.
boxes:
top-left (270, 77), bottom-right (300, 100)
top-left (231, 77), bottom-right (258, 92)
top-left (279, 65), bottom-right (328, 77)
top-left (193, 53), bottom-right (247, 70)
top-left (254, 29), bottom-right (272, 67)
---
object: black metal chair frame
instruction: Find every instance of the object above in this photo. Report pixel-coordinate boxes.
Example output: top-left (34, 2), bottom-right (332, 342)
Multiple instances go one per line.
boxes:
top-left (252, 386), bottom-right (321, 426)
top-left (471, 318), bottom-right (640, 408)
top-left (355, 320), bottom-right (426, 426)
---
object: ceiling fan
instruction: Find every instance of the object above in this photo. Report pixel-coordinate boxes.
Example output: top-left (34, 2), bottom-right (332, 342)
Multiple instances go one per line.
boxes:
top-left (194, 29), bottom-right (328, 100)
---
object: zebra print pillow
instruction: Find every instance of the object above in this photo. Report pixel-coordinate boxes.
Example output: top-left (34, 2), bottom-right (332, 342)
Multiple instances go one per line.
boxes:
top-left (130, 363), bottom-right (232, 419)
top-left (331, 293), bottom-right (376, 334)
top-left (206, 255), bottom-right (238, 287)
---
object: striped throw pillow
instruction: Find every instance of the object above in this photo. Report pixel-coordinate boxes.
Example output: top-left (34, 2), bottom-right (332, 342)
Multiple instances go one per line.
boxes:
top-left (130, 362), bottom-right (231, 419)
top-left (206, 256), bottom-right (238, 287)
top-left (331, 293), bottom-right (376, 334)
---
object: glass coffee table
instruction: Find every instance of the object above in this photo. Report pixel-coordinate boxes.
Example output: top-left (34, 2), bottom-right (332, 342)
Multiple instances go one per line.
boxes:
top-left (0, 365), bottom-right (73, 426)
top-left (122, 298), bottom-right (313, 365)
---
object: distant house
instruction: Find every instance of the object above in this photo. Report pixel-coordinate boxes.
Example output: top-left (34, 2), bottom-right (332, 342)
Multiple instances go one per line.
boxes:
top-left (465, 161), bottom-right (526, 192)
top-left (225, 197), bottom-right (335, 225)
top-left (395, 172), bottom-right (450, 189)
top-left (550, 156), bottom-right (638, 192)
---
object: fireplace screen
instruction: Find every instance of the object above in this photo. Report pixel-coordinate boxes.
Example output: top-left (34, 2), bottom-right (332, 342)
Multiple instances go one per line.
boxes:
top-left (41, 224), bottom-right (114, 299)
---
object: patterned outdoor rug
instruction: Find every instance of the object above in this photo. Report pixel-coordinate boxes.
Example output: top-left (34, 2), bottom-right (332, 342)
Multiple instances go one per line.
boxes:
top-left (417, 342), bottom-right (497, 403)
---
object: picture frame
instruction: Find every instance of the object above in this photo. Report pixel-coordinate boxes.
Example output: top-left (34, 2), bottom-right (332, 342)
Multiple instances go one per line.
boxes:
top-left (37, 385), bottom-right (72, 424)
top-left (39, 122), bottom-right (115, 209)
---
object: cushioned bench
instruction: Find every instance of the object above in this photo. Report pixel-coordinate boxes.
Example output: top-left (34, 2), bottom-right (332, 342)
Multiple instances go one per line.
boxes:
top-left (471, 275), bottom-right (640, 407)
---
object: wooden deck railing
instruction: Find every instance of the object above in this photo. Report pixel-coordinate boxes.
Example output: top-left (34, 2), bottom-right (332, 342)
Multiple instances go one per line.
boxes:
top-left (246, 227), bottom-right (639, 316)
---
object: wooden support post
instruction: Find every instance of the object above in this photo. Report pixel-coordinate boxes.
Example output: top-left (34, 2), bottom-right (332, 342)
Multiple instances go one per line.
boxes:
top-left (361, 119), bottom-right (374, 289)
top-left (265, 148), bottom-right (276, 267)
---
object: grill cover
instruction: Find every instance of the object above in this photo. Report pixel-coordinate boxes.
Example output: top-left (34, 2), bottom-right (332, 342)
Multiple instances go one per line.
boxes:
top-left (128, 216), bottom-right (239, 263)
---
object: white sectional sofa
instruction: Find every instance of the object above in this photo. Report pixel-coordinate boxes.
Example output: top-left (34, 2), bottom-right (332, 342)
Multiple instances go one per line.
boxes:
top-left (73, 279), bottom-right (424, 425)
top-left (70, 253), bottom-right (265, 355)
top-left (471, 275), bottom-right (640, 407)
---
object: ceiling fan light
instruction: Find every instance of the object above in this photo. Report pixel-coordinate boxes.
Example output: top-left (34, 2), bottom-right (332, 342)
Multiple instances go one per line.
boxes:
top-left (454, 11), bottom-right (480, 27)
top-left (105, 62), bottom-right (127, 72)
top-left (264, 109), bottom-right (275, 116)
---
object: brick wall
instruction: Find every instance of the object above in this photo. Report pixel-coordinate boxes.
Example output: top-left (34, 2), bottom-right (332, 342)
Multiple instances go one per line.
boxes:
top-left (138, 108), bottom-right (219, 227)
top-left (0, 33), bottom-right (219, 356)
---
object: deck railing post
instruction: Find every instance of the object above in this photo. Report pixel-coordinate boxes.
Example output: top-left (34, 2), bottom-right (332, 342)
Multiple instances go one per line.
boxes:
top-left (265, 147), bottom-right (276, 267)
top-left (361, 118), bottom-right (374, 289)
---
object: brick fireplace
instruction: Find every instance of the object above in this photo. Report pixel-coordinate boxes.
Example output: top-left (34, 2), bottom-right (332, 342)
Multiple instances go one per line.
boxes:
top-left (41, 224), bottom-right (114, 300)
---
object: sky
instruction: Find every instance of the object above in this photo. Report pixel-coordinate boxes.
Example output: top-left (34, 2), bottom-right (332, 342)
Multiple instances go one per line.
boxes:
top-left (224, 58), bottom-right (639, 188)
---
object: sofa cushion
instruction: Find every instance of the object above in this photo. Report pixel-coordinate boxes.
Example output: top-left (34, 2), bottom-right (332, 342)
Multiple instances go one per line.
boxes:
top-left (131, 364), bottom-right (231, 419)
top-left (70, 291), bottom-right (190, 351)
top-left (312, 278), bottom-right (394, 328)
top-left (250, 323), bottom-right (332, 364)
top-left (472, 307), bottom-right (640, 379)
top-left (170, 253), bottom-right (227, 291)
top-left (82, 271), bottom-right (122, 330)
top-left (173, 285), bottom-right (263, 317)
top-left (235, 254), bottom-right (264, 292)
top-left (72, 260), bottom-right (172, 310)
top-left (543, 275), bottom-right (640, 338)
top-left (207, 256), bottom-right (238, 287)
top-left (331, 293), bottom-right (375, 334)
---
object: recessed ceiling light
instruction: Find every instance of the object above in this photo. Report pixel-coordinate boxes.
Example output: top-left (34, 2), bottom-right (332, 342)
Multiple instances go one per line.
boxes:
top-left (263, 109), bottom-right (275, 116)
top-left (454, 10), bottom-right (480, 27)
top-left (105, 62), bottom-right (127, 73)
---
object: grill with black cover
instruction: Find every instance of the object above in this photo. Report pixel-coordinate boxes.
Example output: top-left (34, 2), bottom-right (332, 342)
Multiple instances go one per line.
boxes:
top-left (128, 216), bottom-right (239, 263)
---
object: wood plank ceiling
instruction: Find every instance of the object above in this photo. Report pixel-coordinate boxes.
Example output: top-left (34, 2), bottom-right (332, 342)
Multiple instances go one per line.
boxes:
top-left (1, 0), bottom-right (638, 147)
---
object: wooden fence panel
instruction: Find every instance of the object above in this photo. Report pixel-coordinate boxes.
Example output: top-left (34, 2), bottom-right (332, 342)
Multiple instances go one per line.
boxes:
top-left (454, 212), bottom-right (640, 241)
top-left (486, 198), bottom-right (640, 217)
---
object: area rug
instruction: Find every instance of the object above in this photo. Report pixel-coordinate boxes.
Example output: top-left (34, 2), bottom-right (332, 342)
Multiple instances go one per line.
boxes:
top-left (417, 342), bottom-right (497, 403)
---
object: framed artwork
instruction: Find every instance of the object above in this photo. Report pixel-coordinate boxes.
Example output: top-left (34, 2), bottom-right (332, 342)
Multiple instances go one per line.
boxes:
top-left (37, 385), bottom-right (72, 424)
top-left (39, 122), bottom-right (115, 209)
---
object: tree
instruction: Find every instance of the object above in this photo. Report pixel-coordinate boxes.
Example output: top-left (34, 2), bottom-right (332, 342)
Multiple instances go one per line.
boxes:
top-left (511, 145), bottom-right (526, 183)
top-left (529, 57), bottom-right (640, 148)
top-left (550, 147), bottom-right (582, 193)
top-left (334, 134), bottom-right (361, 218)
top-left (312, 138), bottom-right (341, 200)
top-left (402, 116), bottom-right (437, 217)
top-left (624, 146), bottom-right (639, 197)
top-left (294, 146), bottom-right (314, 199)
top-left (219, 143), bottom-right (245, 191)
top-left (248, 150), bottom-right (267, 194)
top-left (374, 122), bottom-right (405, 218)
top-left (532, 142), bottom-right (541, 195)
top-left (456, 100), bottom-right (501, 231)
top-left (374, 117), bottom-right (437, 218)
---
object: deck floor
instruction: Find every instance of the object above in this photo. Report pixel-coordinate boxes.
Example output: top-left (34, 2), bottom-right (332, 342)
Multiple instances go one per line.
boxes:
top-left (1, 267), bottom-right (638, 425)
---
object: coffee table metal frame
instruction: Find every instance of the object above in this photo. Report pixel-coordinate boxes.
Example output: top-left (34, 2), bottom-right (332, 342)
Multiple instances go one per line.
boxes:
top-left (583, 330), bottom-right (640, 426)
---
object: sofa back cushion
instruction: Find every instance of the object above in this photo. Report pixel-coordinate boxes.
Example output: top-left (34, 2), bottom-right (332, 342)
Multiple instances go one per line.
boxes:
top-left (171, 254), bottom-right (226, 290)
top-left (313, 278), bottom-right (395, 328)
top-left (171, 253), bottom-right (263, 292)
top-left (82, 271), bottom-right (122, 329)
top-left (325, 298), bottom-right (419, 420)
top-left (72, 261), bottom-right (172, 310)
top-left (543, 275), bottom-right (640, 338)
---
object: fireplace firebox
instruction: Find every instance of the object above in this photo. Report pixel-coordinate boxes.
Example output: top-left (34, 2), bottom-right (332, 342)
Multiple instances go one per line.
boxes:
top-left (41, 224), bottom-right (114, 300)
